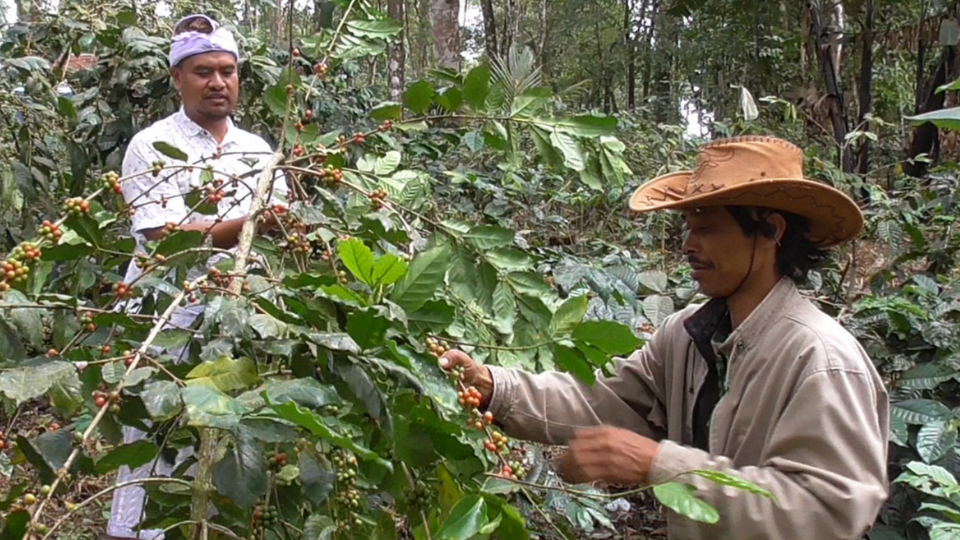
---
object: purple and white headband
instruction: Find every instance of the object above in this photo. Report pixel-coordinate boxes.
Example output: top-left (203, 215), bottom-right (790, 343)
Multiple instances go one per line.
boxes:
top-left (168, 15), bottom-right (240, 67)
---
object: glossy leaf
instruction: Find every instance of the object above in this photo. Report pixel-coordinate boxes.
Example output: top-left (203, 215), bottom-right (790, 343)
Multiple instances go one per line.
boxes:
top-left (653, 482), bottom-right (719, 524)
top-left (338, 237), bottom-right (377, 287)
top-left (572, 321), bottom-right (643, 356)
top-left (95, 440), bottom-right (159, 474)
top-left (437, 494), bottom-right (487, 540)
top-left (152, 141), bottom-right (188, 161)
top-left (390, 246), bottom-right (450, 311)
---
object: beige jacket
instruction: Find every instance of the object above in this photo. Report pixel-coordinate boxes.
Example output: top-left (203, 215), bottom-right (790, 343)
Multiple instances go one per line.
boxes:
top-left (486, 278), bottom-right (889, 540)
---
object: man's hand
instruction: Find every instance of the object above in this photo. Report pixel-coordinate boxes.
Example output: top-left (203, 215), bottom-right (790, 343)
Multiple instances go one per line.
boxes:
top-left (438, 350), bottom-right (495, 408)
top-left (557, 427), bottom-right (660, 486)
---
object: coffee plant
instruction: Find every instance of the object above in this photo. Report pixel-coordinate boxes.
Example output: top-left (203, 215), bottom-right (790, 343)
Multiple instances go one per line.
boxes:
top-left (0, 2), bottom-right (774, 539)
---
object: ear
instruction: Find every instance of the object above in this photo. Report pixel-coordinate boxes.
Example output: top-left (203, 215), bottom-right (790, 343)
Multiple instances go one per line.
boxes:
top-left (764, 212), bottom-right (787, 247)
top-left (171, 66), bottom-right (183, 91)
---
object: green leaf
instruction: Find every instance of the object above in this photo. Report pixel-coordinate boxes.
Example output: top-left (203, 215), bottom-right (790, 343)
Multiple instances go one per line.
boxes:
top-left (375, 151), bottom-right (402, 176)
top-left (555, 115), bottom-right (618, 137)
top-left (212, 428), bottom-right (267, 508)
top-left (897, 364), bottom-right (958, 390)
top-left (182, 385), bottom-right (245, 430)
top-left (0, 320), bottom-right (25, 362)
top-left (265, 84), bottom-right (289, 117)
top-left (152, 329), bottom-right (192, 350)
top-left (342, 364), bottom-right (382, 418)
top-left (0, 509), bottom-right (29, 540)
top-left (653, 482), bottom-right (719, 524)
top-left (643, 295), bottom-right (675, 326)
top-left (267, 402), bottom-right (391, 470)
top-left (347, 309), bottom-right (389, 350)
top-left (153, 230), bottom-right (203, 257)
top-left (142, 380), bottom-right (182, 421)
top-left (306, 332), bottom-right (361, 354)
top-left (572, 321), bottom-right (643, 356)
top-left (249, 313), bottom-right (287, 339)
top-left (464, 226), bottom-right (514, 250)
top-left (437, 87), bottom-right (464, 112)
top-left (346, 19), bottom-right (402, 38)
top-left (299, 453), bottom-right (336, 505)
top-left (463, 65), bottom-right (491, 111)
top-left (95, 440), bottom-right (159, 474)
top-left (4, 291), bottom-right (43, 349)
top-left (486, 248), bottom-right (533, 271)
top-left (463, 131), bottom-right (484, 152)
top-left (390, 246), bottom-right (450, 311)
top-left (0, 361), bottom-right (80, 405)
top-left (930, 523), bottom-right (960, 540)
top-left (338, 238), bottom-right (376, 287)
top-left (549, 131), bottom-right (585, 171)
top-left (408, 300), bottom-right (455, 333)
top-left (687, 470), bottom-right (775, 500)
top-left (906, 107), bottom-right (960, 132)
top-left (892, 399), bottom-right (953, 425)
top-left (917, 421), bottom-right (958, 463)
top-left (549, 295), bottom-right (589, 338)
top-left (372, 254), bottom-right (408, 286)
top-left (17, 431), bottom-right (71, 485)
top-left (492, 281), bottom-right (516, 334)
top-left (437, 494), bottom-right (487, 540)
top-left (371, 101), bottom-right (402, 121)
top-left (531, 126), bottom-right (564, 170)
top-left (63, 214), bottom-right (102, 247)
top-left (263, 378), bottom-right (340, 409)
top-left (304, 515), bottom-right (337, 540)
top-left (403, 80), bottom-right (435, 115)
top-left (152, 141), bottom-right (188, 161)
top-left (186, 356), bottom-right (259, 393)
top-left (551, 343), bottom-right (595, 384)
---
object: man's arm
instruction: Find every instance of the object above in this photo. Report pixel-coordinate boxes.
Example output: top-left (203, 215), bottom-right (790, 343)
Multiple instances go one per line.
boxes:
top-left (140, 217), bottom-right (246, 248)
top-left (648, 367), bottom-right (889, 540)
top-left (483, 323), bottom-right (671, 445)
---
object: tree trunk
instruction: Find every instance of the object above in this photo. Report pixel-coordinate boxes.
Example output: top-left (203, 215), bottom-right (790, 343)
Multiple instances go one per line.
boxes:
top-left (501, 0), bottom-right (520, 57)
top-left (480, 0), bottom-right (498, 59)
top-left (387, 0), bottom-right (406, 102)
top-left (536, 0), bottom-right (547, 69)
top-left (809, 0), bottom-right (854, 173)
top-left (641, 0), bottom-right (661, 100)
top-left (855, 0), bottom-right (874, 178)
top-left (915, 0), bottom-right (928, 113)
top-left (429, 0), bottom-right (459, 70)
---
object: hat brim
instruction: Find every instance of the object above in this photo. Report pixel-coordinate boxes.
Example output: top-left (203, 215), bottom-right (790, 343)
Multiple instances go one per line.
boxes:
top-left (628, 171), bottom-right (864, 248)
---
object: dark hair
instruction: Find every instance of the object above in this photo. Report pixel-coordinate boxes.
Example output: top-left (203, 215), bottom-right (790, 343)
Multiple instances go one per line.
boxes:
top-left (725, 206), bottom-right (829, 284)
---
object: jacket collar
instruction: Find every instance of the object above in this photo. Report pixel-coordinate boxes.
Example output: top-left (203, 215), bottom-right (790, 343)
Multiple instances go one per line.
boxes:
top-left (684, 277), bottom-right (799, 356)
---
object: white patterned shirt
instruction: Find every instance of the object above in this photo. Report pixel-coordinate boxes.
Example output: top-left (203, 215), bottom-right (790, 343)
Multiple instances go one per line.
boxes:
top-left (120, 109), bottom-right (288, 285)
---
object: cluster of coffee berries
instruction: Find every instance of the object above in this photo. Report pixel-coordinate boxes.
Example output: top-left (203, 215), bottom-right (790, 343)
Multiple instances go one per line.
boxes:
top-left (164, 222), bottom-right (180, 234)
top-left (458, 386), bottom-right (483, 410)
top-left (1, 259), bottom-right (29, 288)
top-left (207, 267), bottom-right (229, 288)
top-left (499, 460), bottom-right (525, 480)
top-left (267, 450), bottom-right (288, 470)
top-left (101, 171), bottom-right (122, 194)
top-left (38, 220), bottom-right (63, 244)
top-left (79, 311), bottom-right (96, 332)
top-left (292, 144), bottom-right (305, 157)
top-left (333, 452), bottom-right (358, 484)
top-left (11, 241), bottom-right (41, 263)
top-left (150, 160), bottom-right (165, 177)
top-left (320, 247), bottom-right (334, 262)
top-left (353, 132), bottom-right (365, 145)
top-left (340, 487), bottom-right (362, 510)
top-left (321, 165), bottom-right (343, 183)
top-left (123, 350), bottom-right (136, 367)
top-left (313, 62), bottom-right (328, 76)
top-left (92, 387), bottom-right (121, 413)
top-left (336, 269), bottom-right (348, 285)
top-left (0, 430), bottom-right (9, 451)
top-left (426, 336), bottom-right (450, 358)
top-left (368, 188), bottom-right (388, 209)
top-left (295, 122), bottom-right (304, 132)
top-left (99, 344), bottom-right (112, 356)
top-left (407, 482), bottom-right (430, 509)
top-left (64, 197), bottom-right (90, 215)
top-left (484, 431), bottom-right (509, 454)
top-left (378, 120), bottom-right (392, 132)
top-left (252, 500), bottom-right (280, 534)
top-left (204, 184), bottom-right (225, 204)
top-left (111, 281), bottom-right (136, 300)
top-left (284, 231), bottom-right (312, 254)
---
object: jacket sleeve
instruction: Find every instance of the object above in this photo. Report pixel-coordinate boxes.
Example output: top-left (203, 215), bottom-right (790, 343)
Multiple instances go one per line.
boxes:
top-left (485, 320), bottom-right (674, 445)
top-left (648, 367), bottom-right (889, 540)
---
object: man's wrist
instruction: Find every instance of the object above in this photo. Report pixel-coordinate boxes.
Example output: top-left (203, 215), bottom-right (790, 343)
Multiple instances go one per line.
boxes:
top-left (477, 366), bottom-right (495, 409)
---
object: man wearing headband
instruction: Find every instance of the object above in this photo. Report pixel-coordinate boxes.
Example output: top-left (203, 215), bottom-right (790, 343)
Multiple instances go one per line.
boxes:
top-left (106, 15), bottom-right (287, 539)
top-left (440, 138), bottom-right (889, 539)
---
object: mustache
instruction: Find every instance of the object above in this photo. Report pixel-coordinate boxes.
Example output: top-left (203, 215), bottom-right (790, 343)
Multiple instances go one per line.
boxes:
top-left (204, 93), bottom-right (228, 99)
top-left (685, 256), bottom-right (713, 268)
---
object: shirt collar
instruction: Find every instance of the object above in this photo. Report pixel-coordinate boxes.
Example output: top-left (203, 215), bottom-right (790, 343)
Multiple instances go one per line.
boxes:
top-left (684, 276), bottom-right (798, 356)
top-left (174, 107), bottom-right (237, 146)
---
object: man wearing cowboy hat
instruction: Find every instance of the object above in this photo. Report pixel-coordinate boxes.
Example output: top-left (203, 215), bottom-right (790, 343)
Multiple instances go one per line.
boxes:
top-left (440, 136), bottom-right (889, 539)
top-left (106, 14), bottom-right (287, 539)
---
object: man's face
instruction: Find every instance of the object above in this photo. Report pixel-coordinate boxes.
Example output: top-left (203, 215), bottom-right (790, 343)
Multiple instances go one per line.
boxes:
top-left (680, 207), bottom-right (758, 298)
top-left (172, 52), bottom-right (239, 122)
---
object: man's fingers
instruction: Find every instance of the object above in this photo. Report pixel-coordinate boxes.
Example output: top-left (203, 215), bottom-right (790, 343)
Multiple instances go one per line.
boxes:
top-left (439, 349), bottom-right (472, 369)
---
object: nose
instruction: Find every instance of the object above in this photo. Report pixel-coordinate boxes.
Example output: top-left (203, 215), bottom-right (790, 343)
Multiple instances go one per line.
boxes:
top-left (208, 72), bottom-right (225, 90)
top-left (681, 230), bottom-right (697, 256)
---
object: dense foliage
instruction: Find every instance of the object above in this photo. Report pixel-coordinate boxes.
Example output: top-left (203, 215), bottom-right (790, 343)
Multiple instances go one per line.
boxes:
top-left (0, 0), bottom-right (959, 539)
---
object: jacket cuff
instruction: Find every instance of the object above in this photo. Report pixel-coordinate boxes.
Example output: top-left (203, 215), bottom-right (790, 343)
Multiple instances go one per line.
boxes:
top-left (648, 439), bottom-right (711, 485)
top-left (484, 365), bottom-right (515, 420)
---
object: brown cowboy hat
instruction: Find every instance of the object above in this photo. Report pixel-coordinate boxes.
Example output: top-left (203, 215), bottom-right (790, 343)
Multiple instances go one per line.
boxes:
top-left (628, 136), bottom-right (864, 248)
